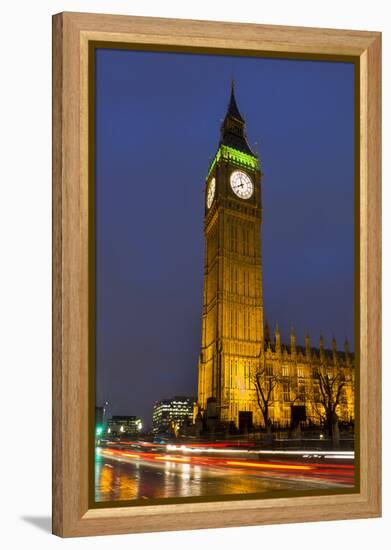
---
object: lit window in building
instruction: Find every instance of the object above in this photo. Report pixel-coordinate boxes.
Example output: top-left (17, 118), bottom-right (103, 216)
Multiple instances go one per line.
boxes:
top-left (265, 364), bottom-right (273, 376)
top-left (283, 383), bottom-right (290, 402)
top-left (297, 366), bottom-right (305, 378)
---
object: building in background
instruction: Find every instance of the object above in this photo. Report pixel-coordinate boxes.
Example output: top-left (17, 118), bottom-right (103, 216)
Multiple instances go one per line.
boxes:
top-left (152, 396), bottom-right (196, 435)
top-left (107, 415), bottom-right (142, 436)
top-left (197, 84), bottom-right (355, 433)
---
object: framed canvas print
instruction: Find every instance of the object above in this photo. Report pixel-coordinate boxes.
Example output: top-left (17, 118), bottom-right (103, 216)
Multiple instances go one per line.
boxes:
top-left (52, 12), bottom-right (381, 537)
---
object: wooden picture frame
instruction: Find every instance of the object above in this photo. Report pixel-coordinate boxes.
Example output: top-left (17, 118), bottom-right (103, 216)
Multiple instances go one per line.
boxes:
top-left (52, 11), bottom-right (381, 537)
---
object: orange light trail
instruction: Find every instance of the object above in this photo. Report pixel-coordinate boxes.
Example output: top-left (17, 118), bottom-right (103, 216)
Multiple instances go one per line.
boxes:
top-left (99, 447), bottom-right (354, 485)
top-left (120, 452), bottom-right (140, 459)
top-left (226, 461), bottom-right (312, 471)
top-left (154, 456), bottom-right (189, 463)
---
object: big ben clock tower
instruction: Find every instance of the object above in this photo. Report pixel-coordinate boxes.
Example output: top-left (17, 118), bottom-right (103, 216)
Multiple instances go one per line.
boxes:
top-left (197, 82), bottom-right (264, 430)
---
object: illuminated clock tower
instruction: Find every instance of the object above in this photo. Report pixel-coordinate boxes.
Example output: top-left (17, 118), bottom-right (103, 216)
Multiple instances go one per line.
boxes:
top-left (197, 82), bottom-right (264, 429)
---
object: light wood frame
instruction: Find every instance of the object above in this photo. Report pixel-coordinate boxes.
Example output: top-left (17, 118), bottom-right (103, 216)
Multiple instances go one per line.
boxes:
top-left (52, 11), bottom-right (381, 538)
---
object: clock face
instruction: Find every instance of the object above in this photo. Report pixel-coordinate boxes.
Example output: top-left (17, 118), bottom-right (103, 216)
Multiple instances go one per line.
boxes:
top-left (230, 170), bottom-right (254, 199)
top-left (206, 177), bottom-right (216, 209)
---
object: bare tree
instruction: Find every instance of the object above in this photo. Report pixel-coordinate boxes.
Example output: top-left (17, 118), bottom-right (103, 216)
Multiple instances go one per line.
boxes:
top-left (310, 367), bottom-right (347, 444)
top-left (253, 364), bottom-right (279, 434)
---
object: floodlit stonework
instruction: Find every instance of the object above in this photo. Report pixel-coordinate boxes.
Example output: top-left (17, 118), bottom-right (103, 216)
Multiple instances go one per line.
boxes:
top-left (197, 84), bottom-right (355, 431)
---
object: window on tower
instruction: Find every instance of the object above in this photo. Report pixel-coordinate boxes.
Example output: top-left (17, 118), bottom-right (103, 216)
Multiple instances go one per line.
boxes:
top-left (283, 383), bottom-right (290, 402)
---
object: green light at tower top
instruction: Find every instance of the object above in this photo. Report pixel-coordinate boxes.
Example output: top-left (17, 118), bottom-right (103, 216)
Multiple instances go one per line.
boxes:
top-left (207, 144), bottom-right (259, 178)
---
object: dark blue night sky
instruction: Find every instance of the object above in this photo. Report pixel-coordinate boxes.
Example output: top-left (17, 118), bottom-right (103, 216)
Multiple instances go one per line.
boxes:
top-left (95, 48), bottom-right (355, 427)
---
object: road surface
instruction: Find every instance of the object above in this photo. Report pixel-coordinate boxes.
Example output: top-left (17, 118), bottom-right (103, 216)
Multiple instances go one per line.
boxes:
top-left (95, 441), bottom-right (355, 502)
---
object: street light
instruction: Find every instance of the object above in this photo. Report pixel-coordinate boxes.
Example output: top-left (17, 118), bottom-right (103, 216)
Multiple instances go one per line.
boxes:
top-left (103, 400), bottom-right (109, 427)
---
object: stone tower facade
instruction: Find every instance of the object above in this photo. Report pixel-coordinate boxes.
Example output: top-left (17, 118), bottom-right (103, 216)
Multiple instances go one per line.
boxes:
top-left (197, 82), bottom-right (264, 430)
top-left (197, 84), bottom-right (355, 431)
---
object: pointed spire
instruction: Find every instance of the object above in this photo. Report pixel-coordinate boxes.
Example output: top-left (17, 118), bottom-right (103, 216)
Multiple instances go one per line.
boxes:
top-left (332, 335), bottom-right (337, 353)
top-left (219, 81), bottom-right (255, 156)
top-left (275, 323), bottom-right (281, 353)
top-left (305, 332), bottom-right (311, 356)
top-left (319, 332), bottom-right (325, 362)
top-left (290, 326), bottom-right (297, 355)
top-left (227, 79), bottom-right (244, 122)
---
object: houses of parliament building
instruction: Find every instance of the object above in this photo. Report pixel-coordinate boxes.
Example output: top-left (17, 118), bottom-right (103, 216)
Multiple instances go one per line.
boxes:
top-left (197, 83), bottom-right (355, 432)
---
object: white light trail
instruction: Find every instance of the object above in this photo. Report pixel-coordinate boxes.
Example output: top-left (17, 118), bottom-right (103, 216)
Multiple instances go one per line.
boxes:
top-left (165, 444), bottom-right (354, 459)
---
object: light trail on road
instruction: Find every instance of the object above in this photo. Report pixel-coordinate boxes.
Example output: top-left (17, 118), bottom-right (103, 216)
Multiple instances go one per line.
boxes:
top-left (96, 444), bottom-right (355, 493)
